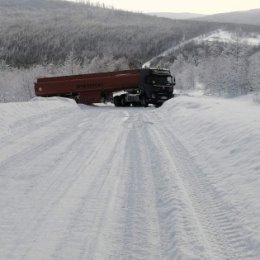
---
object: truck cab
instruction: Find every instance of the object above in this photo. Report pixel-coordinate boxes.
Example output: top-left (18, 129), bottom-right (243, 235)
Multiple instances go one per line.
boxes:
top-left (117, 68), bottom-right (175, 107)
top-left (141, 68), bottom-right (175, 106)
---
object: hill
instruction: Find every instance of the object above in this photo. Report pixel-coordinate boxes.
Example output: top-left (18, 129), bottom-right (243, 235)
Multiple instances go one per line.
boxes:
top-left (194, 9), bottom-right (260, 26)
top-left (2, 0), bottom-right (256, 68)
top-left (148, 12), bottom-right (205, 20)
top-left (0, 0), bottom-right (220, 68)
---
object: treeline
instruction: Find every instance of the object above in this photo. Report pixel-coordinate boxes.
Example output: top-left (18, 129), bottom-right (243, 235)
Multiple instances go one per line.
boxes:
top-left (165, 39), bottom-right (260, 97)
top-left (0, 0), bottom-right (223, 68)
top-left (0, 52), bottom-right (130, 102)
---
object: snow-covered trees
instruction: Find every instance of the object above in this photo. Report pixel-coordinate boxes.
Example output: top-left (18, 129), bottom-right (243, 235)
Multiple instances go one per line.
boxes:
top-left (170, 39), bottom-right (260, 97)
top-left (248, 50), bottom-right (260, 93)
top-left (0, 64), bottom-right (47, 102)
top-left (0, 0), bottom-right (221, 68)
top-left (0, 54), bottom-right (130, 103)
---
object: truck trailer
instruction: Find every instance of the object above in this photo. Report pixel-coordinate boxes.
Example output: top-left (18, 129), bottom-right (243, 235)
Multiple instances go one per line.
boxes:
top-left (34, 68), bottom-right (175, 107)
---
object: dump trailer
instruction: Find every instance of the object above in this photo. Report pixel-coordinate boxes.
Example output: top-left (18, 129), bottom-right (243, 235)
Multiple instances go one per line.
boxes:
top-left (34, 68), bottom-right (175, 107)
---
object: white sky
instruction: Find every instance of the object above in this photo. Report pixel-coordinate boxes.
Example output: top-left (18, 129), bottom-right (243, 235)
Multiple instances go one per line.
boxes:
top-left (71, 0), bottom-right (260, 14)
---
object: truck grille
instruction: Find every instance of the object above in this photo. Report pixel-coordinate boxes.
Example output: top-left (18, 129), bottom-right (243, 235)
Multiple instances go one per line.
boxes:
top-left (155, 86), bottom-right (170, 93)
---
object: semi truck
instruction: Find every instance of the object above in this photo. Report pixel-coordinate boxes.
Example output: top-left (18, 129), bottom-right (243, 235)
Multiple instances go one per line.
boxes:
top-left (34, 68), bottom-right (175, 107)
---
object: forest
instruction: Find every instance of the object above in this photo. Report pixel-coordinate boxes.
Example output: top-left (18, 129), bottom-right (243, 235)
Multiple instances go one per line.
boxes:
top-left (149, 30), bottom-right (260, 97)
top-left (0, 0), bottom-right (222, 67)
top-left (1, 0), bottom-right (260, 102)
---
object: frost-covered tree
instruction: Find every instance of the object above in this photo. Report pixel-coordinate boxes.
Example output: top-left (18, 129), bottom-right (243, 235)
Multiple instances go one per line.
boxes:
top-left (61, 50), bottom-right (82, 75)
top-left (248, 51), bottom-right (260, 92)
top-left (87, 54), bottom-right (129, 73)
top-left (0, 55), bottom-right (131, 103)
top-left (169, 38), bottom-right (260, 97)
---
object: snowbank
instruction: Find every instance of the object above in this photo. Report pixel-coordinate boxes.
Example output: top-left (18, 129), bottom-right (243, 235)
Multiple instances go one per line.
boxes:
top-left (158, 95), bottom-right (260, 242)
top-left (0, 97), bottom-right (79, 141)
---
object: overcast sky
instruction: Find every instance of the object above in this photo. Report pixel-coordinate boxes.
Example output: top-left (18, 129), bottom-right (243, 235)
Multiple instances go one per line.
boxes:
top-left (73, 0), bottom-right (260, 14)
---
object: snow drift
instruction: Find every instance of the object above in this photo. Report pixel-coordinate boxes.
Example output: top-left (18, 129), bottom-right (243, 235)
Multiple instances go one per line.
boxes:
top-left (158, 95), bottom-right (260, 251)
top-left (0, 95), bottom-right (260, 259)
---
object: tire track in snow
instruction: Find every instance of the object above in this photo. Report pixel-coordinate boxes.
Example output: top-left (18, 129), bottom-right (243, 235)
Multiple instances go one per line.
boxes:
top-left (143, 122), bottom-right (212, 259)
top-left (108, 113), bottom-right (163, 260)
top-left (3, 125), bottom-right (104, 259)
top-left (59, 112), bottom-right (163, 260)
top-left (0, 109), bottom-right (81, 168)
top-left (0, 109), bottom-right (86, 213)
top-left (0, 109), bottom-right (128, 260)
top-left (1, 104), bottom-right (258, 260)
top-left (51, 122), bottom-right (128, 260)
top-left (50, 112), bottom-right (164, 260)
top-left (1, 106), bottom-right (77, 144)
top-left (145, 112), bottom-right (257, 259)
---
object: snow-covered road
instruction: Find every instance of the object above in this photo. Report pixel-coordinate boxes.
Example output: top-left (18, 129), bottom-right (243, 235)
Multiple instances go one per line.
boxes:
top-left (0, 96), bottom-right (260, 259)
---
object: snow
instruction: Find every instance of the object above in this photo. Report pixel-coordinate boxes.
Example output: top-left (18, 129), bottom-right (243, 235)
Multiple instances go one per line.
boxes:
top-left (0, 95), bottom-right (260, 259)
top-left (200, 29), bottom-right (260, 46)
top-left (0, 97), bottom-right (78, 141)
top-left (143, 29), bottom-right (260, 68)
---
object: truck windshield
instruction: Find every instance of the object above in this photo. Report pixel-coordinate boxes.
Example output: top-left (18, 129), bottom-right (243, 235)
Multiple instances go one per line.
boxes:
top-left (148, 75), bottom-right (172, 85)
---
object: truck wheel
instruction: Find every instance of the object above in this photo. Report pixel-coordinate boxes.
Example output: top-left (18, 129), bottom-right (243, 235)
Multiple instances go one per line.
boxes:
top-left (120, 95), bottom-right (130, 107)
top-left (122, 101), bottom-right (130, 107)
top-left (120, 96), bottom-right (126, 106)
top-left (140, 96), bottom-right (148, 107)
top-left (74, 95), bottom-right (79, 103)
top-left (114, 96), bottom-right (121, 106)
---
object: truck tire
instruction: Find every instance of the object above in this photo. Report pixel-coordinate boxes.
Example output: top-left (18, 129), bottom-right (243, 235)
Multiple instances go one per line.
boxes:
top-left (117, 94), bottom-right (129, 107)
top-left (114, 96), bottom-right (121, 106)
top-left (140, 96), bottom-right (148, 107)
top-left (155, 102), bottom-right (162, 108)
top-left (74, 95), bottom-right (79, 103)
top-left (120, 95), bottom-right (126, 106)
